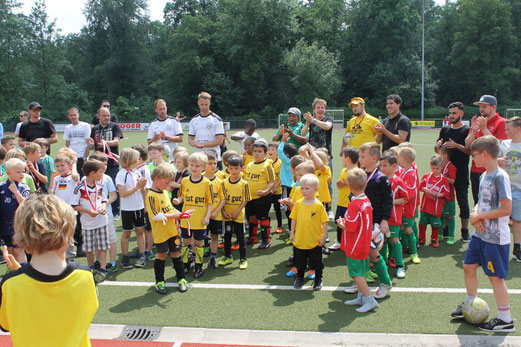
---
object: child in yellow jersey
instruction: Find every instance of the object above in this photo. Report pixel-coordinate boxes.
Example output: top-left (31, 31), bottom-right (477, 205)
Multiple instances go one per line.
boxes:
top-left (216, 150), bottom-right (238, 180)
top-left (145, 165), bottom-right (188, 294)
top-left (268, 142), bottom-right (283, 234)
top-left (242, 137), bottom-right (255, 168)
top-left (204, 151), bottom-right (226, 270)
top-left (308, 146), bottom-right (332, 216)
top-left (243, 140), bottom-right (275, 249)
top-left (289, 174), bottom-right (329, 290)
top-left (219, 155), bottom-right (252, 269)
top-left (329, 146), bottom-right (359, 251)
top-left (1, 195), bottom-right (98, 347)
top-left (172, 152), bottom-right (213, 279)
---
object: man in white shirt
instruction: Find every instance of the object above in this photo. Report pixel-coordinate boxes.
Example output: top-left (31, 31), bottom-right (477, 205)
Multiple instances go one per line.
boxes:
top-left (231, 119), bottom-right (260, 153)
top-left (147, 99), bottom-right (183, 161)
top-left (64, 107), bottom-right (92, 176)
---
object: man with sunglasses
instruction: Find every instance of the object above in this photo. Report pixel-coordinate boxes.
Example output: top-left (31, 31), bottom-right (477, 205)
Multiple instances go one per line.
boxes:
top-left (90, 100), bottom-right (119, 127)
top-left (18, 102), bottom-right (57, 154)
top-left (341, 97), bottom-right (379, 152)
top-left (14, 111), bottom-right (28, 137)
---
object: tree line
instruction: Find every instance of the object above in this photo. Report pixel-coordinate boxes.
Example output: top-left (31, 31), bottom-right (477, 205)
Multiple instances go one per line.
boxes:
top-left (1, 0), bottom-right (520, 128)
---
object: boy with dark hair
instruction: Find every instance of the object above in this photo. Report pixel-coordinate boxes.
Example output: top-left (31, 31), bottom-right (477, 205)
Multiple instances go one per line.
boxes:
top-left (35, 138), bottom-right (55, 189)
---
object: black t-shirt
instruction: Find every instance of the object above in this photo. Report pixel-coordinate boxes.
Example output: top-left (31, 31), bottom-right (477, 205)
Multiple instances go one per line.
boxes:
top-left (90, 122), bottom-right (124, 167)
top-left (90, 113), bottom-right (118, 126)
top-left (382, 113), bottom-right (411, 152)
top-left (308, 116), bottom-right (334, 157)
top-left (364, 169), bottom-right (392, 224)
top-left (18, 118), bottom-right (56, 154)
top-left (437, 125), bottom-right (470, 185)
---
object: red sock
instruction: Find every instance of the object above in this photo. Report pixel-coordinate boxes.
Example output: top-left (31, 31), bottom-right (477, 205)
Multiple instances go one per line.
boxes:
top-left (419, 225), bottom-right (427, 243)
top-left (260, 219), bottom-right (271, 241)
top-left (431, 227), bottom-right (440, 242)
top-left (248, 217), bottom-right (258, 238)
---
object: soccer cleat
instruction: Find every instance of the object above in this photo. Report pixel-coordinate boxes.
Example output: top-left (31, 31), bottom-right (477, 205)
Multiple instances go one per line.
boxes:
top-left (121, 256), bottom-right (133, 269)
top-left (231, 242), bottom-right (240, 250)
top-left (155, 281), bottom-right (167, 294)
top-left (258, 240), bottom-right (271, 249)
top-left (388, 257), bottom-right (396, 268)
top-left (365, 273), bottom-right (375, 283)
top-left (368, 269), bottom-right (378, 279)
top-left (344, 295), bottom-right (364, 306)
top-left (313, 279), bottom-right (323, 291)
top-left (239, 259), bottom-right (248, 270)
top-left (286, 267), bottom-right (297, 277)
top-left (307, 270), bottom-right (316, 280)
top-left (135, 255), bottom-right (146, 268)
top-left (178, 278), bottom-right (189, 293)
top-left (93, 271), bottom-right (106, 284)
top-left (293, 277), bottom-right (304, 289)
top-left (106, 262), bottom-right (118, 274)
top-left (145, 251), bottom-right (155, 261)
top-left (438, 235), bottom-right (444, 241)
top-left (328, 242), bottom-right (341, 250)
top-left (431, 239), bottom-right (439, 248)
top-left (512, 250), bottom-right (521, 263)
top-left (218, 256), bottom-right (233, 266)
top-left (418, 237), bottom-right (426, 245)
top-left (322, 246), bottom-right (331, 255)
top-left (410, 254), bottom-right (421, 264)
top-left (218, 241), bottom-right (224, 249)
top-left (478, 318), bottom-right (515, 333)
top-left (193, 267), bottom-right (204, 278)
top-left (328, 210), bottom-right (335, 220)
top-left (356, 295), bottom-right (379, 313)
top-left (446, 237), bottom-right (455, 245)
top-left (275, 227), bottom-right (283, 234)
top-left (451, 302), bottom-right (464, 319)
top-left (208, 258), bottom-right (216, 270)
top-left (374, 283), bottom-right (392, 299)
top-left (396, 267), bottom-right (406, 279)
top-left (344, 285), bottom-right (358, 294)
top-left (245, 236), bottom-right (257, 245)
top-left (94, 260), bottom-right (100, 270)
top-left (285, 238), bottom-right (292, 245)
top-left (461, 228), bottom-right (470, 243)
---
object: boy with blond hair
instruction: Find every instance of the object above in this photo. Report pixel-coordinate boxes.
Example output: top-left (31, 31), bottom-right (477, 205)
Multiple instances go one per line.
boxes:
top-left (23, 142), bottom-right (47, 193)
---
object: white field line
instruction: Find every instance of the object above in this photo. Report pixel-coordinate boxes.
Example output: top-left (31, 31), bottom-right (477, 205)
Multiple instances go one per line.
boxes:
top-left (98, 280), bottom-right (521, 294)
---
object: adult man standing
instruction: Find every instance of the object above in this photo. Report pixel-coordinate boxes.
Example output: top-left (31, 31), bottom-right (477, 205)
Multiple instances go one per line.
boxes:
top-left (14, 111), bottom-right (29, 137)
top-left (342, 97), bottom-right (379, 151)
top-left (87, 107), bottom-right (123, 217)
top-left (64, 107), bottom-right (92, 176)
top-left (90, 100), bottom-right (118, 127)
top-left (375, 94), bottom-right (411, 152)
top-left (188, 92), bottom-right (225, 168)
top-left (435, 102), bottom-right (471, 241)
top-left (301, 98), bottom-right (333, 157)
top-left (465, 95), bottom-right (507, 204)
top-left (147, 99), bottom-right (183, 161)
top-left (272, 107), bottom-right (309, 149)
top-left (18, 102), bottom-right (58, 154)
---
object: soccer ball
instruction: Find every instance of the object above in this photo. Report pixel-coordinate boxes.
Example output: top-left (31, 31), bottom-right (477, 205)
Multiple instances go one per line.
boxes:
top-left (462, 298), bottom-right (490, 324)
top-left (371, 224), bottom-right (384, 250)
top-left (343, 132), bottom-right (352, 145)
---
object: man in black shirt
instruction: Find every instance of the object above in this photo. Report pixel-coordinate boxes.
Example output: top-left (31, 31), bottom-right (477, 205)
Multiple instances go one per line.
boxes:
top-left (90, 100), bottom-right (118, 127)
top-left (375, 94), bottom-right (411, 152)
top-left (435, 102), bottom-right (471, 241)
top-left (18, 102), bottom-right (58, 154)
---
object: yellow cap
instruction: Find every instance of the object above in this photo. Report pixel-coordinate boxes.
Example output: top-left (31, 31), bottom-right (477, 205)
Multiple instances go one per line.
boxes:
top-left (348, 97), bottom-right (365, 107)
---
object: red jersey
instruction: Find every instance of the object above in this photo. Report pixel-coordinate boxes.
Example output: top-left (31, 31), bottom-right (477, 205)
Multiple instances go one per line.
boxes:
top-left (340, 194), bottom-right (373, 260)
top-left (469, 113), bottom-right (507, 174)
top-left (388, 175), bottom-right (408, 226)
top-left (442, 161), bottom-right (457, 202)
top-left (399, 167), bottom-right (418, 219)
top-left (420, 173), bottom-right (450, 217)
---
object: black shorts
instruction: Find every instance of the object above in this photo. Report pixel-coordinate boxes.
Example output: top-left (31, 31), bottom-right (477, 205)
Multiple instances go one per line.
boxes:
top-left (0, 234), bottom-right (16, 248)
top-left (294, 246), bottom-right (324, 271)
top-left (155, 236), bottom-right (182, 254)
top-left (208, 219), bottom-right (224, 235)
top-left (121, 209), bottom-right (146, 231)
top-left (144, 212), bottom-right (152, 231)
top-left (181, 228), bottom-right (207, 241)
top-left (245, 194), bottom-right (272, 220)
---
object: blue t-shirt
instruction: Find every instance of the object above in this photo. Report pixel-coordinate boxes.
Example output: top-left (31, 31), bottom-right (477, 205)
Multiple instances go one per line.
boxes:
top-left (0, 180), bottom-right (31, 236)
top-left (277, 142), bottom-right (293, 188)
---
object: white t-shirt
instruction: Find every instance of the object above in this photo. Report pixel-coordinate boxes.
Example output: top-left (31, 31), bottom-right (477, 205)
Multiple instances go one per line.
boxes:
top-left (71, 178), bottom-right (108, 230)
top-left (115, 169), bottom-right (145, 211)
top-left (500, 139), bottom-right (521, 199)
top-left (136, 163), bottom-right (153, 189)
top-left (232, 130), bottom-right (260, 152)
top-left (98, 174), bottom-right (116, 218)
top-left (147, 116), bottom-right (183, 161)
top-left (188, 112), bottom-right (225, 159)
top-left (51, 174), bottom-right (79, 205)
top-left (64, 122), bottom-right (91, 159)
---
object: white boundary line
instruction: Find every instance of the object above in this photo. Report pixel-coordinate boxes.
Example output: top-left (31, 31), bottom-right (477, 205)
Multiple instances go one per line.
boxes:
top-left (99, 280), bottom-right (521, 294)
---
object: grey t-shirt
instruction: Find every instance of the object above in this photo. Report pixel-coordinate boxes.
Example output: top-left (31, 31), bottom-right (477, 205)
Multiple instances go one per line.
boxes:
top-left (500, 139), bottom-right (521, 199)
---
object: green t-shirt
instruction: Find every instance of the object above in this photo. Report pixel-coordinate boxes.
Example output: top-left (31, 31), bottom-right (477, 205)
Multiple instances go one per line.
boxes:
top-left (274, 122), bottom-right (307, 148)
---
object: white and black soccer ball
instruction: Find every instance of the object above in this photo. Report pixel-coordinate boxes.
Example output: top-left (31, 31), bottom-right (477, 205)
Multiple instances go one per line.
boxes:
top-left (462, 298), bottom-right (490, 324)
top-left (343, 132), bottom-right (352, 145)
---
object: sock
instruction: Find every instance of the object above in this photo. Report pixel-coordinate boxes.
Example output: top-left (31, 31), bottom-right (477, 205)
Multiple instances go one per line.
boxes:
top-left (210, 252), bottom-right (216, 260)
top-left (465, 295), bottom-right (476, 304)
top-left (379, 241), bottom-right (388, 264)
top-left (412, 219), bottom-right (419, 240)
top-left (260, 218), bottom-right (271, 241)
top-left (431, 227), bottom-right (440, 242)
top-left (154, 259), bottom-right (165, 283)
top-left (391, 241), bottom-right (404, 267)
top-left (407, 232), bottom-right (417, 255)
top-left (172, 256), bottom-right (185, 281)
top-left (181, 245), bottom-right (190, 263)
top-left (194, 246), bottom-right (204, 265)
top-left (419, 225), bottom-right (427, 242)
top-left (447, 218), bottom-right (455, 238)
top-left (514, 243), bottom-right (520, 253)
top-left (315, 269), bottom-right (323, 281)
top-left (373, 257), bottom-right (392, 286)
top-left (400, 228), bottom-right (408, 248)
top-left (248, 217), bottom-right (258, 238)
top-left (498, 305), bottom-right (512, 322)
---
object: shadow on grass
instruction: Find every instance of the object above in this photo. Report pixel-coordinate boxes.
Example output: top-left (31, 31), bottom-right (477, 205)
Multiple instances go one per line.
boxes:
top-left (109, 287), bottom-right (172, 313)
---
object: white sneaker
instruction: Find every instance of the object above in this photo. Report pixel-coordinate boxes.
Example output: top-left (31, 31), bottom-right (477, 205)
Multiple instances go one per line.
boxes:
top-left (344, 294), bottom-right (364, 306)
top-left (374, 283), bottom-right (392, 299)
top-left (356, 295), bottom-right (379, 313)
top-left (396, 267), bottom-right (406, 279)
top-left (344, 285), bottom-right (358, 294)
top-left (328, 211), bottom-right (335, 220)
top-left (328, 241), bottom-right (341, 250)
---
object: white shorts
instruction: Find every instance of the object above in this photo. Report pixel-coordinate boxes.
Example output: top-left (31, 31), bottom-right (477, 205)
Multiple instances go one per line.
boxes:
top-left (108, 217), bottom-right (118, 243)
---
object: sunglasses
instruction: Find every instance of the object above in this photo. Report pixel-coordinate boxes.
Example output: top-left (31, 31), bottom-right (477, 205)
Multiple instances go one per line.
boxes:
top-left (31, 108), bottom-right (41, 112)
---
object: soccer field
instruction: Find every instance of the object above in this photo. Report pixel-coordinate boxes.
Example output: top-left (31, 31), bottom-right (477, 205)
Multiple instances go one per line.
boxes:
top-left (23, 129), bottom-right (521, 336)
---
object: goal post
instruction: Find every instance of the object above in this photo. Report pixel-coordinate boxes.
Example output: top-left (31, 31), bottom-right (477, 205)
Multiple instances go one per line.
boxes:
top-left (505, 109), bottom-right (521, 119)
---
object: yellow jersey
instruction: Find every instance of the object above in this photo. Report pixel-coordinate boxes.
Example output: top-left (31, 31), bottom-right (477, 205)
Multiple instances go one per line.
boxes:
top-left (290, 182), bottom-right (318, 202)
top-left (345, 113), bottom-right (380, 148)
top-left (243, 159), bottom-right (275, 200)
top-left (208, 176), bottom-right (224, 221)
top-left (337, 167), bottom-right (352, 208)
top-left (146, 188), bottom-right (179, 243)
top-left (216, 168), bottom-right (243, 181)
top-left (0, 262), bottom-right (98, 347)
top-left (271, 157), bottom-right (282, 195)
top-left (289, 199), bottom-right (329, 249)
top-left (222, 177), bottom-right (252, 223)
top-left (315, 166), bottom-right (332, 203)
top-left (178, 175), bottom-right (213, 230)
top-left (243, 153), bottom-right (254, 167)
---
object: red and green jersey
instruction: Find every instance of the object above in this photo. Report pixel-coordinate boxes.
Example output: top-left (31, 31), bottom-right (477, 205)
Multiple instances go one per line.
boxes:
top-left (419, 173), bottom-right (450, 217)
top-left (340, 194), bottom-right (373, 260)
top-left (442, 161), bottom-right (457, 202)
top-left (389, 175), bottom-right (408, 226)
top-left (399, 167), bottom-right (418, 219)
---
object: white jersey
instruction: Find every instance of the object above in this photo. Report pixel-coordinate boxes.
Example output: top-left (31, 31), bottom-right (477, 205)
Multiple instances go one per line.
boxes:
top-left (64, 122), bottom-right (91, 159)
top-left (71, 178), bottom-right (108, 230)
top-left (115, 168), bottom-right (145, 211)
top-left (188, 112), bottom-right (225, 159)
top-left (51, 174), bottom-right (79, 205)
top-left (98, 174), bottom-right (116, 218)
top-left (136, 163), bottom-right (153, 189)
top-left (232, 130), bottom-right (260, 152)
top-left (147, 116), bottom-right (183, 161)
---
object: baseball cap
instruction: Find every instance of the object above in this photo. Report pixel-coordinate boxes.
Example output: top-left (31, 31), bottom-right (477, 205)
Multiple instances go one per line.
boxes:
top-left (287, 107), bottom-right (301, 117)
top-left (349, 97), bottom-right (365, 107)
top-left (28, 102), bottom-right (42, 110)
top-left (473, 95), bottom-right (497, 106)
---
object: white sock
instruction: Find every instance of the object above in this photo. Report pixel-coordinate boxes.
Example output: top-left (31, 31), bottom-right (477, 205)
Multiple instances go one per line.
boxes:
top-left (465, 295), bottom-right (476, 304)
top-left (498, 305), bottom-right (512, 323)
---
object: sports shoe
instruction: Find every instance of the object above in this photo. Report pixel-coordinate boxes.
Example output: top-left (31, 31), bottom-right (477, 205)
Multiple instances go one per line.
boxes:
top-left (446, 237), bottom-right (455, 245)
top-left (322, 246), bottom-right (331, 255)
top-left (461, 228), bottom-right (470, 243)
top-left (286, 267), bottom-right (297, 277)
top-left (431, 239), bottom-right (439, 248)
top-left (450, 302), bottom-right (464, 319)
top-left (410, 254), bottom-right (421, 264)
top-left (418, 237), bottom-right (426, 245)
top-left (374, 283), bottom-right (392, 299)
top-left (94, 260), bottom-right (100, 270)
top-left (512, 250), bottom-right (521, 262)
top-left (328, 210), bottom-right (335, 220)
top-left (344, 285), bottom-right (358, 294)
top-left (396, 267), bottom-right (406, 279)
top-left (365, 273), bottom-right (375, 283)
top-left (231, 242), bottom-right (240, 250)
top-left (135, 255), bottom-right (146, 268)
top-left (307, 270), bottom-right (316, 280)
top-left (93, 271), bottom-right (106, 284)
top-left (438, 234), bottom-right (444, 241)
top-left (218, 256), bottom-right (233, 266)
top-left (106, 262), bottom-right (118, 274)
top-left (328, 242), bottom-right (341, 250)
top-left (275, 227), bottom-right (283, 234)
top-left (193, 267), bottom-right (204, 278)
top-left (245, 237), bottom-right (257, 245)
top-left (155, 281), bottom-right (167, 294)
top-left (388, 257), bottom-right (396, 268)
top-left (258, 240), bottom-right (271, 249)
top-left (286, 258), bottom-right (295, 267)
top-left (368, 269), bottom-right (378, 279)
top-left (344, 295), bottom-right (364, 306)
top-left (356, 295), bottom-right (379, 313)
top-left (239, 259), bottom-right (248, 269)
top-left (178, 278), bottom-right (188, 292)
top-left (128, 251), bottom-right (140, 258)
top-left (478, 318), bottom-right (515, 333)
top-left (145, 251), bottom-right (155, 260)
top-left (285, 238), bottom-right (292, 245)
top-left (294, 277), bottom-right (304, 289)
top-left (218, 241), bottom-right (224, 249)
top-left (313, 279), bottom-right (323, 291)
top-left (121, 256), bottom-right (133, 269)
top-left (208, 258), bottom-right (216, 270)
